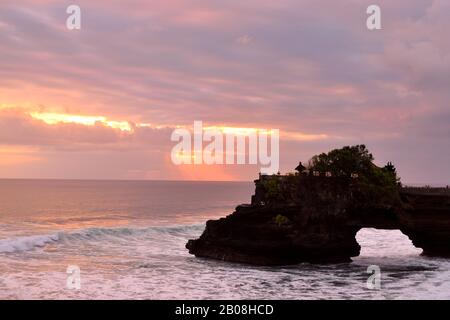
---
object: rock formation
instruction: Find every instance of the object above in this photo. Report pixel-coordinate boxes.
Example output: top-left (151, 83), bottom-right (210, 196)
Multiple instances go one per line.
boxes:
top-left (186, 146), bottom-right (450, 265)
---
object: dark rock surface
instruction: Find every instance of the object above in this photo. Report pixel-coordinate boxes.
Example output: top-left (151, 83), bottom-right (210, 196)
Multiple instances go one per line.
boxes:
top-left (186, 175), bottom-right (450, 265)
top-left (399, 190), bottom-right (450, 257)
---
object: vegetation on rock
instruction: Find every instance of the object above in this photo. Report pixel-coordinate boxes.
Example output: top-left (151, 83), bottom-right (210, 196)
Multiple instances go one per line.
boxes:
top-left (274, 214), bottom-right (290, 227)
top-left (261, 177), bottom-right (283, 203)
top-left (307, 145), bottom-right (401, 207)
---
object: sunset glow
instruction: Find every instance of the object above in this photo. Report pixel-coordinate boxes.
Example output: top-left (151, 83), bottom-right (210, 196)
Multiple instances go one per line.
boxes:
top-left (0, 0), bottom-right (449, 304)
top-left (29, 112), bottom-right (133, 131)
top-left (0, 0), bottom-right (449, 183)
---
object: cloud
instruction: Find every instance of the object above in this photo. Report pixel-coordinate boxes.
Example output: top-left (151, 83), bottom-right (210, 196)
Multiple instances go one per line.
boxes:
top-left (0, 0), bottom-right (449, 182)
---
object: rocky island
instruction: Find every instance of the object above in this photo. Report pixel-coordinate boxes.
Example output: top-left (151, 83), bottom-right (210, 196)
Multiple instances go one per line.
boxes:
top-left (186, 145), bottom-right (450, 265)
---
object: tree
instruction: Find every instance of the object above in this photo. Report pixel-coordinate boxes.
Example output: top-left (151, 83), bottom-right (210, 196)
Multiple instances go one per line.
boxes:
top-left (307, 145), bottom-right (374, 177)
top-left (307, 145), bottom-right (401, 206)
top-left (383, 161), bottom-right (401, 185)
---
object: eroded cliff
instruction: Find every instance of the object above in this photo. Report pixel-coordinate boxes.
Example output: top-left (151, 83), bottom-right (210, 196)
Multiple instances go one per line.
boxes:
top-left (186, 146), bottom-right (450, 265)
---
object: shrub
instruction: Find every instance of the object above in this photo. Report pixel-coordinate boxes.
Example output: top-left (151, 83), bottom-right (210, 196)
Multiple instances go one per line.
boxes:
top-left (274, 214), bottom-right (290, 227)
top-left (262, 177), bottom-right (283, 203)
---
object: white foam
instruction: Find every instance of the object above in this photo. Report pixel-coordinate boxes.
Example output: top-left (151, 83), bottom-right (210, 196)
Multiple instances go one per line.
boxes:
top-left (0, 233), bottom-right (61, 253)
top-left (0, 224), bottom-right (204, 254)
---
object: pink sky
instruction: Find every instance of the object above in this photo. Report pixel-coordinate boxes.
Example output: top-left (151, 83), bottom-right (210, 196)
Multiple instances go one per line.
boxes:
top-left (1, 0), bottom-right (449, 183)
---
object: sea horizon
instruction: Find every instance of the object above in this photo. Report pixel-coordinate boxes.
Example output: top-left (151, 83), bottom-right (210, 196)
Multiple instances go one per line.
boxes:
top-left (1, 177), bottom-right (448, 188)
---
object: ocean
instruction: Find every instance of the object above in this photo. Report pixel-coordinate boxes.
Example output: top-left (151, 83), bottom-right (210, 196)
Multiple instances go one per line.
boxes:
top-left (0, 179), bottom-right (448, 300)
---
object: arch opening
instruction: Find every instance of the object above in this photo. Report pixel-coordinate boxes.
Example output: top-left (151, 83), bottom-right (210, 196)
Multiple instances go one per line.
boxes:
top-left (354, 228), bottom-right (423, 258)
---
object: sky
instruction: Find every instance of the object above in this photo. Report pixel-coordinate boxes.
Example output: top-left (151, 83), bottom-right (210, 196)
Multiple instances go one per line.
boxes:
top-left (0, 0), bottom-right (449, 183)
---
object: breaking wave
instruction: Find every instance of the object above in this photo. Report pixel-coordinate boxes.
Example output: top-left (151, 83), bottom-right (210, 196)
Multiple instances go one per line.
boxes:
top-left (0, 233), bottom-right (62, 253)
top-left (0, 224), bottom-right (204, 254)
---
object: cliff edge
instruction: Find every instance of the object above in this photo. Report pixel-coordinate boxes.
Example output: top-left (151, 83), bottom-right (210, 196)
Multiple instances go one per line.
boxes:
top-left (186, 145), bottom-right (450, 265)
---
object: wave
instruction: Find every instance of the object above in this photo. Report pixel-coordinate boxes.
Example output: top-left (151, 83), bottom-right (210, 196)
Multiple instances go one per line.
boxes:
top-left (0, 224), bottom-right (204, 254)
top-left (0, 233), bottom-right (62, 253)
